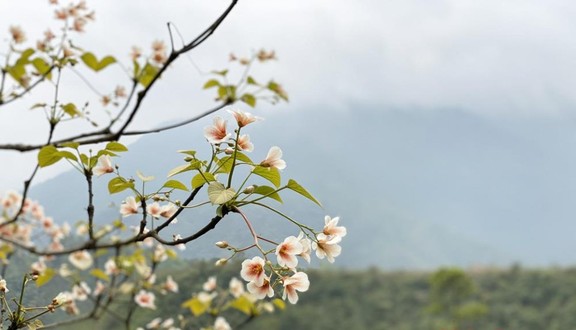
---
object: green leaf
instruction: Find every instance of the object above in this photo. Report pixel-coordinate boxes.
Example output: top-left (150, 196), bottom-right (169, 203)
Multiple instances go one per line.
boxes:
top-left (287, 179), bottom-right (322, 207)
top-left (177, 149), bottom-right (197, 156)
top-left (215, 153), bottom-right (252, 174)
top-left (191, 172), bottom-right (215, 189)
top-left (230, 295), bottom-right (255, 315)
top-left (26, 319), bottom-right (43, 330)
top-left (29, 103), bottom-right (47, 110)
top-left (36, 268), bottom-right (55, 287)
top-left (58, 150), bottom-right (78, 162)
top-left (106, 141), bottom-right (128, 152)
top-left (38, 145), bottom-right (62, 167)
top-left (241, 93), bottom-right (256, 107)
top-left (272, 298), bottom-right (286, 310)
top-left (246, 76), bottom-right (258, 85)
top-left (203, 79), bottom-right (220, 89)
top-left (207, 182), bottom-right (236, 205)
top-left (31, 58), bottom-right (52, 79)
top-left (60, 103), bottom-right (80, 117)
top-left (182, 297), bottom-right (209, 316)
top-left (60, 142), bottom-right (80, 149)
top-left (162, 179), bottom-right (189, 191)
top-left (90, 268), bottom-right (110, 282)
top-left (252, 185), bottom-right (283, 203)
top-left (268, 81), bottom-right (289, 101)
top-left (211, 69), bottom-right (228, 76)
top-left (138, 62), bottom-right (159, 87)
top-left (7, 63), bottom-right (26, 84)
top-left (252, 166), bottom-right (281, 188)
top-left (80, 52), bottom-right (117, 72)
top-left (167, 160), bottom-right (202, 178)
top-left (108, 177), bottom-right (134, 194)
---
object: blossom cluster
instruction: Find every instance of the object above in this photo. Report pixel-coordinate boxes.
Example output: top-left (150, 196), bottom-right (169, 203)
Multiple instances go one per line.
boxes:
top-left (0, 191), bottom-right (71, 252)
top-left (239, 215), bottom-right (346, 304)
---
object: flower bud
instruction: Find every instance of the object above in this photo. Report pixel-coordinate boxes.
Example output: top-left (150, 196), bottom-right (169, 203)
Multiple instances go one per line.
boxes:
top-left (224, 147), bottom-right (234, 155)
top-left (215, 241), bottom-right (229, 249)
top-left (215, 258), bottom-right (228, 266)
top-left (243, 185), bottom-right (255, 194)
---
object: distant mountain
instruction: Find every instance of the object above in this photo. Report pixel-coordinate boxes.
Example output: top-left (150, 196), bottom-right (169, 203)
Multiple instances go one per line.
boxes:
top-left (29, 105), bottom-right (576, 269)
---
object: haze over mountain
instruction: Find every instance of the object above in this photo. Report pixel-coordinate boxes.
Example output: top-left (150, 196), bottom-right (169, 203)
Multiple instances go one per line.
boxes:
top-left (29, 105), bottom-right (576, 269)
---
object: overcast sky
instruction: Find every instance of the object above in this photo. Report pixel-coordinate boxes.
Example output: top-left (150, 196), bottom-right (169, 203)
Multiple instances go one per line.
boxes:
top-left (2, 0), bottom-right (576, 190)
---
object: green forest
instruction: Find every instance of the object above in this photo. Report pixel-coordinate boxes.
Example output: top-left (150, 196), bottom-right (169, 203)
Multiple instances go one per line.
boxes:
top-left (51, 260), bottom-right (576, 330)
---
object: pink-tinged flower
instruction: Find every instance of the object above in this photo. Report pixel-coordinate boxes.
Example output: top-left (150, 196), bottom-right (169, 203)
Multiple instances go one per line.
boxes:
top-left (72, 17), bottom-right (86, 32)
top-left (297, 232), bottom-right (312, 263)
top-left (237, 134), bottom-right (254, 152)
top-left (93, 281), bottom-right (105, 296)
top-left (52, 292), bottom-right (70, 306)
top-left (146, 202), bottom-right (161, 218)
top-left (240, 256), bottom-right (266, 286)
top-left (214, 317), bottom-right (231, 330)
top-left (229, 277), bottom-right (245, 298)
top-left (130, 46), bottom-right (142, 60)
top-left (9, 26), bottom-right (26, 44)
top-left (72, 282), bottom-right (91, 301)
top-left (31, 257), bottom-right (47, 274)
top-left (68, 250), bottom-right (93, 270)
top-left (151, 40), bottom-right (166, 53)
top-left (227, 109), bottom-right (261, 127)
top-left (55, 9), bottom-right (68, 20)
top-left (0, 279), bottom-right (8, 293)
top-left (204, 116), bottom-right (230, 144)
top-left (282, 272), bottom-right (310, 304)
top-left (247, 277), bottom-right (274, 300)
top-left (93, 155), bottom-right (114, 176)
top-left (276, 236), bottom-right (303, 269)
top-left (120, 196), bottom-right (139, 217)
top-left (134, 290), bottom-right (156, 309)
top-left (159, 203), bottom-right (176, 218)
top-left (104, 259), bottom-right (119, 275)
top-left (322, 215), bottom-right (347, 240)
top-left (202, 276), bottom-right (217, 292)
top-left (162, 275), bottom-right (179, 294)
top-left (313, 235), bottom-right (342, 263)
top-left (260, 146), bottom-right (286, 170)
top-left (153, 244), bottom-right (167, 262)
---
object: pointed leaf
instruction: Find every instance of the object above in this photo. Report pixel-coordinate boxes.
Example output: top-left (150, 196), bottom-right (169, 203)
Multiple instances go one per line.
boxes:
top-left (230, 295), bottom-right (255, 315)
top-left (252, 185), bottom-right (283, 203)
top-left (252, 166), bottom-right (281, 188)
top-left (136, 170), bottom-right (155, 182)
top-left (81, 52), bottom-right (116, 72)
top-left (241, 93), bottom-right (256, 107)
top-left (60, 103), bottom-right (80, 117)
top-left (287, 179), bottom-right (322, 207)
top-left (162, 179), bottom-right (189, 191)
top-left (167, 160), bottom-right (201, 178)
top-left (108, 177), bottom-right (134, 194)
top-left (181, 297), bottom-right (208, 316)
top-left (191, 172), bottom-right (215, 189)
top-left (38, 145), bottom-right (62, 167)
top-left (90, 268), bottom-right (110, 282)
top-left (57, 150), bottom-right (78, 162)
top-left (138, 62), bottom-right (158, 87)
top-left (32, 58), bottom-right (52, 79)
top-left (203, 79), bottom-right (220, 89)
top-left (105, 141), bottom-right (128, 152)
top-left (36, 268), bottom-right (55, 287)
top-left (207, 182), bottom-right (236, 205)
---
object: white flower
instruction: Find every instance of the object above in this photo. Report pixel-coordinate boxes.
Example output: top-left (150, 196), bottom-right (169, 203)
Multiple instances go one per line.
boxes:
top-left (162, 275), bottom-right (179, 294)
top-left (134, 290), bottom-right (156, 309)
top-left (204, 116), bottom-right (230, 144)
top-left (322, 215), bottom-right (347, 240)
top-left (0, 279), bottom-right (8, 293)
top-left (260, 146), bottom-right (286, 170)
top-left (202, 276), bottom-right (217, 292)
top-left (229, 277), bottom-right (245, 298)
top-left (282, 272), bottom-right (310, 304)
top-left (146, 202), bottom-right (161, 218)
top-left (227, 109), bottom-right (261, 127)
top-left (213, 316), bottom-right (231, 330)
top-left (247, 277), bottom-right (274, 300)
top-left (313, 235), bottom-right (342, 263)
top-left (120, 196), bottom-right (139, 217)
top-left (276, 236), bottom-right (303, 269)
top-left (297, 232), bottom-right (312, 263)
top-left (68, 250), bottom-right (93, 270)
top-left (92, 155), bottom-right (114, 176)
top-left (237, 134), bottom-right (254, 152)
top-left (240, 256), bottom-right (266, 286)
